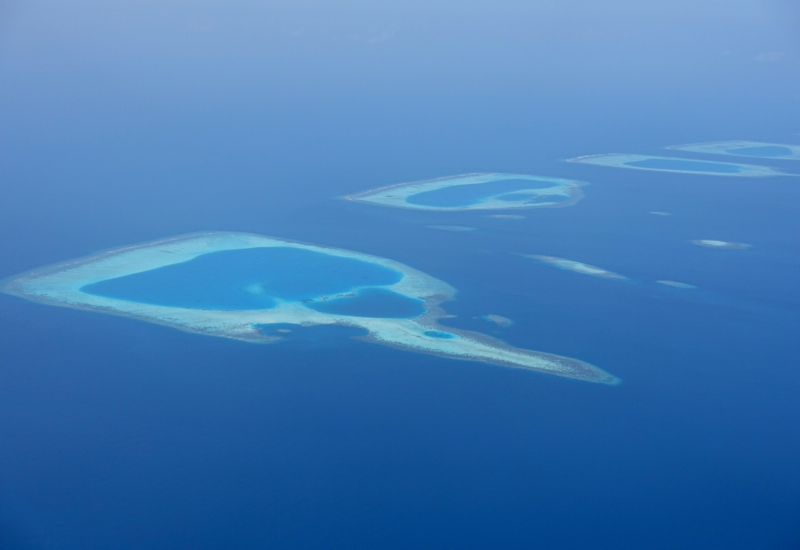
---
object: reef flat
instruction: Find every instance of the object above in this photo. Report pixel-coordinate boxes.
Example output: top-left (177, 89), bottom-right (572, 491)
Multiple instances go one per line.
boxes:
top-left (691, 239), bottom-right (751, 250)
top-left (346, 173), bottom-right (585, 211)
top-left (568, 154), bottom-right (790, 177)
top-left (1, 232), bottom-right (619, 385)
top-left (519, 254), bottom-right (626, 279)
top-left (667, 141), bottom-right (800, 160)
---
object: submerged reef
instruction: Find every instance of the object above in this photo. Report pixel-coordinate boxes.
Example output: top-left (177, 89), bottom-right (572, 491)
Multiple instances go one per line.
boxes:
top-left (568, 154), bottom-right (791, 177)
top-left (519, 254), bottom-right (626, 280)
top-left (667, 141), bottom-right (800, 160)
top-left (656, 280), bottom-right (698, 289)
top-left (426, 225), bottom-right (477, 232)
top-left (1, 232), bottom-right (619, 385)
top-left (482, 314), bottom-right (513, 327)
top-left (691, 239), bottom-right (751, 250)
top-left (345, 173), bottom-right (585, 211)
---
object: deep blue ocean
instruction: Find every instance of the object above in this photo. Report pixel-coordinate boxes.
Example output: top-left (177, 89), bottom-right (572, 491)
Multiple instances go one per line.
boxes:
top-left (1, 1), bottom-right (799, 548)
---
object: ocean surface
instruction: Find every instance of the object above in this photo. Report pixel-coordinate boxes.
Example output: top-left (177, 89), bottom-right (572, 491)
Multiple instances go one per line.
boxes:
top-left (1, 1), bottom-right (799, 548)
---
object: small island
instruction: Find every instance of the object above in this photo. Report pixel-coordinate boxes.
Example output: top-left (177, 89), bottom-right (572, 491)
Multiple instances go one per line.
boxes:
top-left (1, 232), bottom-right (619, 385)
top-left (667, 141), bottom-right (800, 160)
top-left (346, 173), bottom-right (586, 211)
top-left (691, 239), bottom-right (751, 250)
top-left (568, 153), bottom-right (790, 177)
top-left (518, 254), bottom-right (626, 280)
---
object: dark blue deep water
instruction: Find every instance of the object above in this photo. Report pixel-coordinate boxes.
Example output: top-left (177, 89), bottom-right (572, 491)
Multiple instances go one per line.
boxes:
top-left (1, 1), bottom-right (799, 549)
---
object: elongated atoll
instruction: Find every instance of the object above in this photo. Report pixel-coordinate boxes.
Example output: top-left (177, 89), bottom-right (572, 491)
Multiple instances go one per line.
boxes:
top-left (345, 173), bottom-right (586, 211)
top-left (667, 141), bottom-right (800, 160)
top-left (1, 232), bottom-right (619, 385)
top-left (691, 239), bottom-right (751, 250)
top-left (518, 254), bottom-right (627, 280)
top-left (568, 154), bottom-right (791, 177)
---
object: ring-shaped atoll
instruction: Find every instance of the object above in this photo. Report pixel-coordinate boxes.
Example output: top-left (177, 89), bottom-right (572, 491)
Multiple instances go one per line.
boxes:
top-left (568, 154), bottom-right (791, 177)
top-left (667, 141), bottom-right (800, 160)
top-left (345, 173), bottom-right (586, 211)
top-left (1, 232), bottom-right (619, 385)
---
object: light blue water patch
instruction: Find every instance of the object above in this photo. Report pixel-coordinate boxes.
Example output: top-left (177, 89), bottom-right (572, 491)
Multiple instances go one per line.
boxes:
top-left (307, 287), bottom-right (425, 318)
top-left (81, 247), bottom-right (404, 310)
top-left (406, 179), bottom-right (552, 207)
top-left (624, 159), bottom-right (744, 173)
top-left (423, 330), bottom-right (456, 339)
top-left (725, 146), bottom-right (794, 157)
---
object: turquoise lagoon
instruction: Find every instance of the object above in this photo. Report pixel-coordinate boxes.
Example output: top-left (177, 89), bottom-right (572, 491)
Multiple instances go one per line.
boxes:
top-left (346, 173), bottom-right (585, 211)
top-left (568, 153), bottom-right (791, 176)
top-left (1, 232), bottom-right (619, 384)
top-left (82, 247), bottom-right (425, 318)
top-left (667, 141), bottom-right (800, 160)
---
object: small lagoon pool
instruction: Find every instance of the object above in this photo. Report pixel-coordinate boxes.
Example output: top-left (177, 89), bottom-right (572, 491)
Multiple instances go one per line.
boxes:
top-left (423, 330), bottom-right (456, 339)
